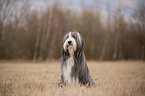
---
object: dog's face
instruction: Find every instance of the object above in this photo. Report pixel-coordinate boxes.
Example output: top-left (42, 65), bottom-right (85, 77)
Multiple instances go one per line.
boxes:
top-left (63, 32), bottom-right (84, 55)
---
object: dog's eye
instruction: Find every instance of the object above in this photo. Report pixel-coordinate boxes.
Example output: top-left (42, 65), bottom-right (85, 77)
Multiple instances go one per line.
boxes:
top-left (64, 35), bottom-right (69, 41)
top-left (72, 34), bottom-right (77, 39)
top-left (65, 35), bottom-right (69, 39)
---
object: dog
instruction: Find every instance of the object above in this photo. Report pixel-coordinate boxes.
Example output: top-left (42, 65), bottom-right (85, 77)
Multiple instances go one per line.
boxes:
top-left (60, 32), bottom-right (96, 86)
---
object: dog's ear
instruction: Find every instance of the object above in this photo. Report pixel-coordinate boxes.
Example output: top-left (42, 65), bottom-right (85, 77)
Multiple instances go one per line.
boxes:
top-left (81, 37), bottom-right (85, 49)
top-left (61, 48), bottom-right (69, 61)
top-left (76, 32), bottom-right (85, 49)
top-left (74, 32), bottom-right (85, 59)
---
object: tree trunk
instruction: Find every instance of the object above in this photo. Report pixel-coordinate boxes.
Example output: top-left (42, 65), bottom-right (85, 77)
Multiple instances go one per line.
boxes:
top-left (90, 42), bottom-right (94, 58)
top-left (33, 22), bottom-right (40, 62)
top-left (0, 23), bottom-right (3, 42)
top-left (38, 8), bottom-right (53, 61)
top-left (100, 33), bottom-right (109, 60)
top-left (47, 15), bottom-right (58, 59)
top-left (45, 8), bottom-right (53, 42)
top-left (141, 44), bottom-right (145, 60)
top-left (113, 31), bottom-right (120, 60)
top-left (38, 28), bottom-right (45, 61)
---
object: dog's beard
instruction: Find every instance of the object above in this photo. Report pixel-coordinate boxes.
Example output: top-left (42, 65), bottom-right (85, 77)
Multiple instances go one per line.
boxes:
top-left (68, 45), bottom-right (74, 56)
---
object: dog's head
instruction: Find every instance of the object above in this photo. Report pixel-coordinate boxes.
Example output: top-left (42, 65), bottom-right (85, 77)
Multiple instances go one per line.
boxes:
top-left (62, 32), bottom-right (84, 57)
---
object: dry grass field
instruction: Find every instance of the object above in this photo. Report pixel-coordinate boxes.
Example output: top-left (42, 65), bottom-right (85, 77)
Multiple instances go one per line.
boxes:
top-left (0, 61), bottom-right (145, 96)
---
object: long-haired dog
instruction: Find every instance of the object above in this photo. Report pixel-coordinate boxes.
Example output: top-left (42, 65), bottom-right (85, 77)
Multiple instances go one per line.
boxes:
top-left (60, 32), bottom-right (95, 86)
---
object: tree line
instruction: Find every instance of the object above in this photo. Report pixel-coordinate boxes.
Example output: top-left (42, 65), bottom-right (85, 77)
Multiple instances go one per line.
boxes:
top-left (0, 1), bottom-right (144, 61)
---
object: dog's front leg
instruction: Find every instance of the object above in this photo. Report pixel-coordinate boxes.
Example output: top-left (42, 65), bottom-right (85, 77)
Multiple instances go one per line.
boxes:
top-left (58, 75), bottom-right (66, 87)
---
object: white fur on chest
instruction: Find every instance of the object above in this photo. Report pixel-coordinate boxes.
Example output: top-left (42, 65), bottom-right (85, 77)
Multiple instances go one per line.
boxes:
top-left (63, 56), bottom-right (74, 84)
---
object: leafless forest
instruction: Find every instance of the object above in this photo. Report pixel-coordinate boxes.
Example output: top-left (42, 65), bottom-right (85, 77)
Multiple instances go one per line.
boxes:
top-left (0, 0), bottom-right (145, 61)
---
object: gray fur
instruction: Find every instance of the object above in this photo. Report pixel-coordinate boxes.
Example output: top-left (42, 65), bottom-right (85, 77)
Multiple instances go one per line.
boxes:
top-left (61, 32), bottom-right (96, 86)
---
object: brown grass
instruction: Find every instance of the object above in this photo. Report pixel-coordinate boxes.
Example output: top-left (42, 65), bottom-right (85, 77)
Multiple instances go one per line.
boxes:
top-left (0, 61), bottom-right (145, 96)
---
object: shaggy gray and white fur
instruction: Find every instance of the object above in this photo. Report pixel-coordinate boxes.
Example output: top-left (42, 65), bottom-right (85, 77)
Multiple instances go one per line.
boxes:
top-left (60, 32), bottom-right (95, 86)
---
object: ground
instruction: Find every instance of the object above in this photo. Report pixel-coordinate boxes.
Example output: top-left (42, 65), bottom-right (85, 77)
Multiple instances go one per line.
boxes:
top-left (0, 61), bottom-right (145, 96)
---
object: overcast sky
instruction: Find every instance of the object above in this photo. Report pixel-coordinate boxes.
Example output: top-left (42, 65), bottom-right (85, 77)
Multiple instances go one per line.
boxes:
top-left (19, 0), bottom-right (143, 19)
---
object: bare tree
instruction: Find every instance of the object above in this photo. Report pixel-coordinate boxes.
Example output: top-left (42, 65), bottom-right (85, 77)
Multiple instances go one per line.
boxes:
top-left (112, 9), bottom-right (124, 60)
top-left (0, 0), bottom-right (14, 41)
top-left (0, 0), bottom-right (16, 59)
top-left (33, 13), bottom-right (41, 62)
top-left (134, 1), bottom-right (145, 60)
top-left (38, 6), bottom-right (54, 61)
top-left (100, 15), bottom-right (111, 60)
top-left (100, 3), bottom-right (112, 60)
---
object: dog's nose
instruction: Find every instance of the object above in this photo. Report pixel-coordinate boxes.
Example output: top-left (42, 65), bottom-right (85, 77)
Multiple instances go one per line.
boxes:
top-left (68, 41), bottom-right (72, 45)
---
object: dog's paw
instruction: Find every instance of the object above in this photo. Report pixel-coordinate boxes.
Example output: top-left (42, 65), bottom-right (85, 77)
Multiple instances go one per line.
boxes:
top-left (58, 82), bottom-right (65, 88)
